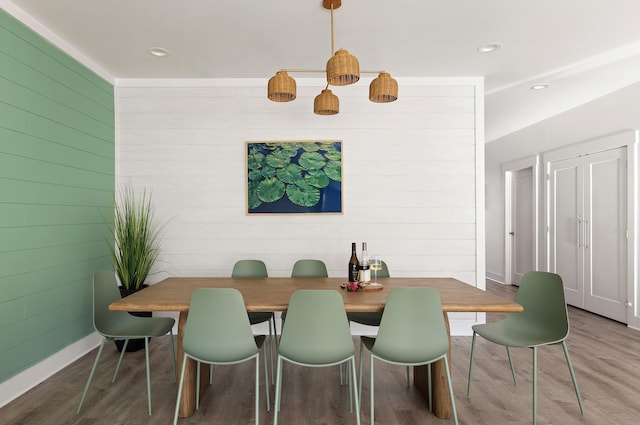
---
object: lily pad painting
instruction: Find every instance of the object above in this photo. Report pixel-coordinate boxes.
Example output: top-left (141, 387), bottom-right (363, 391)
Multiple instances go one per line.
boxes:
top-left (247, 140), bottom-right (343, 214)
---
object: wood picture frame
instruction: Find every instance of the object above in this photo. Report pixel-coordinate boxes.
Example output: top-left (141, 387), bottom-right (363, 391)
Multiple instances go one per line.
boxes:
top-left (246, 140), bottom-right (343, 214)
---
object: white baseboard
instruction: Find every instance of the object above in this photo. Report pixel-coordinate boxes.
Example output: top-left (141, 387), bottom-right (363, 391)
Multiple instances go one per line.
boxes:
top-left (485, 271), bottom-right (505, 283)
top-left (0, 333), bottom-right (102, 408)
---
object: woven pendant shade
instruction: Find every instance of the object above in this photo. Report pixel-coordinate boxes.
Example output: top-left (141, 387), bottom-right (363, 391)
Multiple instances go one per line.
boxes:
top-left (268, 71), bottom-right (296, 102)
top-left (314, 89), bottom-right (339, 115)
top-left (369, 72), bottom-right (398, 103)
top-left (326, 49), bottom-right (360, 86)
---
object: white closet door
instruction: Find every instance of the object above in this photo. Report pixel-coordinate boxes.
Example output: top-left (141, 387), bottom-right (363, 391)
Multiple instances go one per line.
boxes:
top-left (548, 157), bottom-right (584, 307)
top-left (548, 147), bottom-right (627, 322)
top-left (583, 148), bottom-right (627, 322)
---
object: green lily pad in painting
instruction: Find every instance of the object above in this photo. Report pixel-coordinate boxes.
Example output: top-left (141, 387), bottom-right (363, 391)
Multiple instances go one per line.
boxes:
top-left (248, 181), bottom-right (262, 209)
top-left (247, 151), bottom-right (265, 170)
top-left (323, 148), bottom-right (342, 161)
top-left (298, 151), bottom-right (327, 170)
top-left (305, 170), bottom-right (330, 188)
top-left (301, 143), bottom-right (321, 152)
top-left (277, 163), bottom-right (303, 184)
top-left (324, 160), bottom-right (342, 181)
top-left (261, 166), bottom-right (277, 178)
top-left (266, 149), bottom-right (292, 168)
top-left (257, 177), bottom-right (286, 202)
top-left (248, 169), bottom-right (262, 181)
top-left (287, 181), bottom-right (321, 207)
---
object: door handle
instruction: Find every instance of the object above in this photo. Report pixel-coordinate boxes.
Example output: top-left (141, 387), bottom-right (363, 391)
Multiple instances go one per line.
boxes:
top-left (509, 232), bottom-right (515, 236)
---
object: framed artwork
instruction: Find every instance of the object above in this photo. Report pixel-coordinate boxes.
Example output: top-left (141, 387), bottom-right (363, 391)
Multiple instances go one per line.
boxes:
top-left (246, 140), bottom-right (343, 214)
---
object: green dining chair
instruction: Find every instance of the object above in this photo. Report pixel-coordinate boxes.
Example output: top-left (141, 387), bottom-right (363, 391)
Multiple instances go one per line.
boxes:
top-left (467, 271), bottom-right (584, 425)
top-left (77, 270), bottom-right (176, 416)
top-left (347, 260), bottom-right (390, 326)
top-left (274, 290), bottom-right (360, 425)
top-left (346, 261), bottom-right (410, 385)
top-left (359, 287), bottom-right (458, 425)
top-left (290, 259), bottom-right (328, 277)
top-left (281, 259), bottom-right (329, 330)
top-left (232, 259), bottom-right (276, 384)
top-left (172, 288), bottom-right (269, 425)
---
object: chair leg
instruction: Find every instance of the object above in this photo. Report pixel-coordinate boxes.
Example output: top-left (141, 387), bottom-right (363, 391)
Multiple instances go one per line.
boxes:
top-left (274, 356), bottom-right (283, 425)
top-left (507, 346), bottom-right (517, 385)
top-left (262, 346), bottom-right (270, 411)
top-left (562, 341), bottom-right (584, 415)
top-left (358, 340), bottom-right (364, 407)
top-left (467, 331), bottom-right (477, 396)
top-left (169, 330), bottom-right (177, 382)
top-left (196, 362), bottom-right (201, 410)
top-left (269, 315), bottom-right (276, 385)
top-left (348, 360), bottom-right (353, 412)
top-left (406, 366), bottom-right (410, 386)
top-left (77, 338), bottom-right (107, 413)
top-left (255, 355), bottom-right (260, 425)
top-left (112, 339), bottom-right (129, 382)
top-left (173, 353), bottom-right (189, 425)
top-left (427, 363), bottom-right (432, 411)
top-left (532, 347), bottom-right (537, 425)
top-left (350, 357), bottom-right (361, 425)
top-left (144, 337), bottom-right (152, 415)
top-left (443, 356), bottom-right (459, 425)
top-left (370, 354), bottom-right (375, 425)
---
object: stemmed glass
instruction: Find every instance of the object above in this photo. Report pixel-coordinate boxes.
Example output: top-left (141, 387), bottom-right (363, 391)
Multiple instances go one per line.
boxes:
top-left (369, 256), bottom-right (382, 286)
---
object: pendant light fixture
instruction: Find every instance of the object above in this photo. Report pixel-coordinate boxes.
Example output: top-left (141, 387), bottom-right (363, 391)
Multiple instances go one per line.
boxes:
top-left (267, 0), bottom-right (398, 115)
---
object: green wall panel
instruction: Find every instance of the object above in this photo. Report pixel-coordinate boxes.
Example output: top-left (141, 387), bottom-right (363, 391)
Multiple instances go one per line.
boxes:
top-left (0, 9), bottom-right (115, 383)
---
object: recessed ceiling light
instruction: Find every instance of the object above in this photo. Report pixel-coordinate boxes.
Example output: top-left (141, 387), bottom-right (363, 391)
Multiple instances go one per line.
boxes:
top-left (477, 43), bottom-right (502, 53)
top-left (530, 84), bottom-right (550, 90)
top-left (148, 47), bottom-right (169, 57)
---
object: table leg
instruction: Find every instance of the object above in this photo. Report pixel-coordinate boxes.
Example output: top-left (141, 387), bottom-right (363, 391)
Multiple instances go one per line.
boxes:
top-left (177, 311), bottom-right (210, 417)
top-left (413, 312), bottom-right (453, 419)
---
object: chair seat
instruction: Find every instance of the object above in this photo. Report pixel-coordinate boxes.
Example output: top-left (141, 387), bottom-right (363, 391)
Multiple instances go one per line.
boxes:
top-left (472, 321), bottom-right (566, 348)
top-left (347, 312), bottom-right (382, 327)
top-left (248, 312), bottom-right (274, 326)
top-left (99, 314), bottom-right (175, 339)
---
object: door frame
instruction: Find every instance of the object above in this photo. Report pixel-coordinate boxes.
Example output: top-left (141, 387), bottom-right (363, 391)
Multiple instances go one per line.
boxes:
top-left (541, 130), bottom-right (638, 328)
top-left (503, 155), bottom-right (540, 285)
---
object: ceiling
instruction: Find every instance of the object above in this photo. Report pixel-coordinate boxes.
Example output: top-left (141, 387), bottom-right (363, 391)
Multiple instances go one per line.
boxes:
top-left (4, 0), bottom-right (640, 141)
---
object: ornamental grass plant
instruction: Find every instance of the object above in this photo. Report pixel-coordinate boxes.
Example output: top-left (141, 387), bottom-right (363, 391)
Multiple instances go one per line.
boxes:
top-left (110, 186), bottom-right (160, 291)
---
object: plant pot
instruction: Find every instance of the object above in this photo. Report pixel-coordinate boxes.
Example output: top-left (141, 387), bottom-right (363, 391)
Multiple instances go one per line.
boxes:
top-left (114, 285), bottom-right (151, 353)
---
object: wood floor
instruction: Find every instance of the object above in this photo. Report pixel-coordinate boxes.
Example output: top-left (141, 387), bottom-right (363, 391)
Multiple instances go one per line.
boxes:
top-left (3, 282), bottom-right (640, 425)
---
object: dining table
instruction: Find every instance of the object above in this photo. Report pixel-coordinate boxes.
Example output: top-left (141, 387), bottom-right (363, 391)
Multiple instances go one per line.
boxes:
top-left (109, 276), bottom-right (523, 419)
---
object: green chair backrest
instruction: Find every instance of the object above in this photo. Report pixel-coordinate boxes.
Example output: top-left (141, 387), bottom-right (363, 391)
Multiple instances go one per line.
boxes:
top-left (279, 290), bottom-right (353, 364)
top-left (93, 270), bottom-right (140, 335)
top-left (291, 259), bottom-right (328, 277)
top-left (378, 260), bottom-right (390, 278)
top-left (508, 271), bottom-right (570, 343)
top-left (372, 287), bottom-right (449, 363)
top-left (232, 259), bottom-right (268, 277)
top-left (183, 288), bottom-right (259, 362)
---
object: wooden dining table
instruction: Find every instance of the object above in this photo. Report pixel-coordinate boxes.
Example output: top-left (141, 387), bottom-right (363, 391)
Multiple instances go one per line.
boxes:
top-left (109, 276), bottom-right (522, 419)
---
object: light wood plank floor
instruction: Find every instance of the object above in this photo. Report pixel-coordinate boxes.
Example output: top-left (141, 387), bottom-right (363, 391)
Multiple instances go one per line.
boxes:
top-left (3, 282), bottom-right (640, 424)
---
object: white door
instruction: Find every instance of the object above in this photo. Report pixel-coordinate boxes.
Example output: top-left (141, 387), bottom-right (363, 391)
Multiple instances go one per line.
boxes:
top-left (511, 168), bottom-right (534, 286)
top-left (548, 148), bottom-right (627, 322)
top-left (583, 149), bottom-right (627, 322)
top-left (548, 157), bottom-right (583, 307)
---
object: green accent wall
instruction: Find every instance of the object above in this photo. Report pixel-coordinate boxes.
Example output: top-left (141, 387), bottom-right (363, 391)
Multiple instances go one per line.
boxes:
top-left (0, 10), bottom-right (114, 382)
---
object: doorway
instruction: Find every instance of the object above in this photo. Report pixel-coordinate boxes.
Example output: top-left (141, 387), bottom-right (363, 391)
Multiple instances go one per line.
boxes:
top-left (504, 156), bottom-right (539, 286)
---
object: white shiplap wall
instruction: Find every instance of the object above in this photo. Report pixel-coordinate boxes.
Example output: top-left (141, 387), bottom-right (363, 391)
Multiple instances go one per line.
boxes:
top-left (116, 77), bottom-right (484, 334)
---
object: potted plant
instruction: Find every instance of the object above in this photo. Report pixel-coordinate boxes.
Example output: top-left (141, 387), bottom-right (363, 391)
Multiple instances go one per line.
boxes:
top-left (109, 185), bottom-right (161, 351)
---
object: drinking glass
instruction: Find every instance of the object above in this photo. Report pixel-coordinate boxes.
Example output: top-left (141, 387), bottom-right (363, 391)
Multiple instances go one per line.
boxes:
top-left (369, 256), bottom-right (382, 285)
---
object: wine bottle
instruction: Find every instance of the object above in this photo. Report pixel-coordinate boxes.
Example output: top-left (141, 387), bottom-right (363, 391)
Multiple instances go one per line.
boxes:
top-left (359, 242), bottom-right (371, 284)
top-left (348, 242), bottom-right (359, 282)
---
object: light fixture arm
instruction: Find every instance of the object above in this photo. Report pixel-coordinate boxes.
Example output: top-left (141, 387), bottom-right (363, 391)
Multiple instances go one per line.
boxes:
top-left (330, 3), bottom-right (335, 55)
